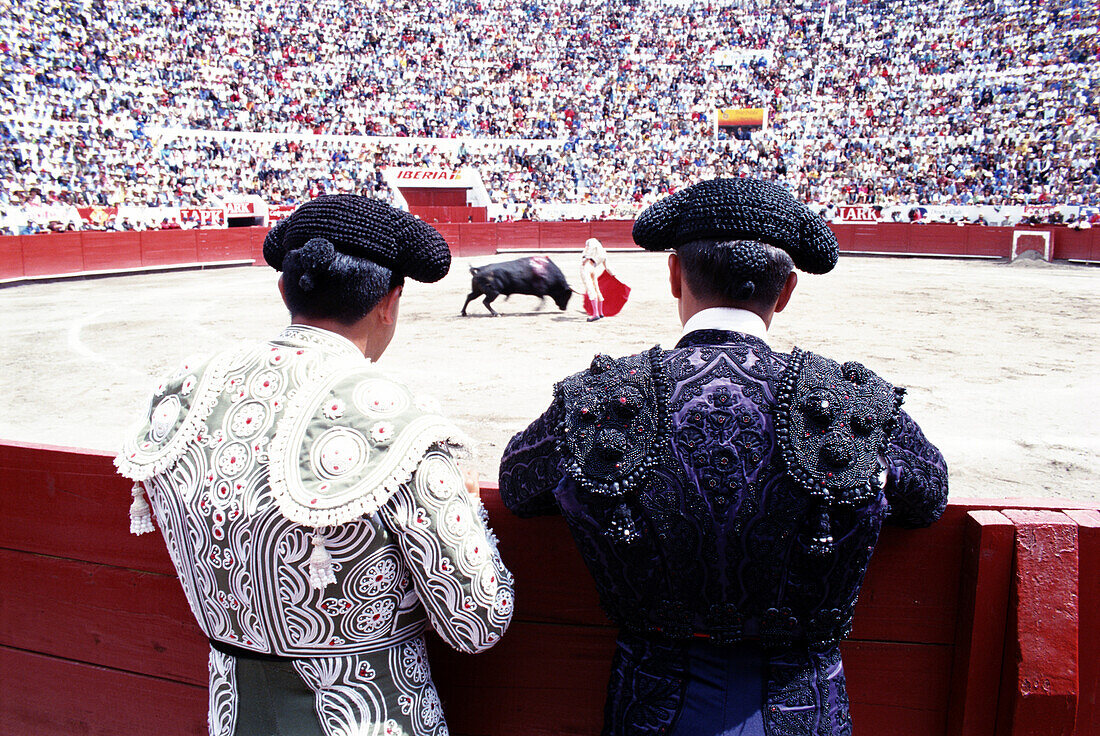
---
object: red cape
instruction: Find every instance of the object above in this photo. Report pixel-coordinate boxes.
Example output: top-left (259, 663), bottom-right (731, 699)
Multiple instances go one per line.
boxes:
top-left (584, 273), bottom-right (631, 317)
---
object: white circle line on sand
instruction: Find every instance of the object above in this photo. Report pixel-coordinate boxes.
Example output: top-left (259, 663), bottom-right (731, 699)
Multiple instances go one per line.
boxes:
top-left (68, 309), bottom-right (110, 363)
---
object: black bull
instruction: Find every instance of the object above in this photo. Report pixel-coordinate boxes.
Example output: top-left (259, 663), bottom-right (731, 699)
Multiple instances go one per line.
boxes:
top-left (461, 256), bottom-right (574, 316)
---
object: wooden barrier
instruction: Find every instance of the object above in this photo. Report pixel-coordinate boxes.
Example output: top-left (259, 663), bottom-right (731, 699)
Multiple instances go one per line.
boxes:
top-left (3, 223), bottom-right (1097, 284)
top-left (0, 441), bottom-right (1096, 735)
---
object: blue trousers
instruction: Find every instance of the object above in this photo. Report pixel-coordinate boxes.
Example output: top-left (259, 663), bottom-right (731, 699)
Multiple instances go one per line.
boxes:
top-left (669, 639), bottom-right (766, 736)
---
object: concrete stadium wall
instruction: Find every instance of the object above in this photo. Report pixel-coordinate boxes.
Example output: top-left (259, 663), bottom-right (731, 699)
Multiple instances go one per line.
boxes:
top-left (0, 441), bottom-right (1096, 736)
top-left (1, 223), bottom-right (1098, 284)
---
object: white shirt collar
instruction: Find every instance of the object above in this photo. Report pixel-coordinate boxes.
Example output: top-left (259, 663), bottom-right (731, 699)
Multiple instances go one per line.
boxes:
top-left (680, 307), bottom-right (769, 342)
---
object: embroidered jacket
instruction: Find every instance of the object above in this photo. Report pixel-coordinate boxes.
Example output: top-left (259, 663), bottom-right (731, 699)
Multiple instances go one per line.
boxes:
top-left (499, 330), bottom-right (948, 736)
top-left (117, 325), bottom-right (513, 736)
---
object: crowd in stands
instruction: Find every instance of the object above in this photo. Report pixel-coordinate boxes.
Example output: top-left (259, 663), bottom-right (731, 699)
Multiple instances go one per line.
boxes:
top-left (1, 0), bottom-right (1097, 232)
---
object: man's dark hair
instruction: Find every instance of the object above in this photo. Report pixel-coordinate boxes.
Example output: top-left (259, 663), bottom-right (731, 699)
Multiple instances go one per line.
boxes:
top-left (281, 237), bottom-right (404, 324)
top-left (677, 238), bottom-right (794, 311)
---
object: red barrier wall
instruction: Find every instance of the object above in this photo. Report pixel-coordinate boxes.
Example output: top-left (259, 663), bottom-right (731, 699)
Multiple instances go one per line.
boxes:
top-left (410, 206), bottom-right (488, 223)
top-left (81, 230), bottom-right (144, 271)
top-left (2, 223), bottom-right (1098, 284)
top-left (1, 441), bottom-right (1096, 736)
top-left (140, 229), bottom-right (198, 266)
top-left (21, 231), bottom-right (84, 276)
top-left (0, 229), bottom-right (255, 283)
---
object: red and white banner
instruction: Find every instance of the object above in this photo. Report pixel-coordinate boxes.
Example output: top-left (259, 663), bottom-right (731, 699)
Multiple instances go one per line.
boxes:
top-left (180, 208), bottom-right (226, 228)
top-left (1023, 204), bottom-right (1054, 218)
top-left (385, 167), bottom-right (482, 188)
top-left (77, 206), bottom-right (117, 226)
top-left (837, 205), bottom-right (880, 224)
top-left (267, 204), bottom-right (297, 224)
top-left (392, 169), bottom-right (463, 182)
top-left (224, 201), bottom-right (256, 216)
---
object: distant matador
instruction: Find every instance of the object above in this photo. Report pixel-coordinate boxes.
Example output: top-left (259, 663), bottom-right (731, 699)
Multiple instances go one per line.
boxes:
top-left (118, 195), bottom-right (513, 736)
top-left (499, 178), bottom-right (948, 736)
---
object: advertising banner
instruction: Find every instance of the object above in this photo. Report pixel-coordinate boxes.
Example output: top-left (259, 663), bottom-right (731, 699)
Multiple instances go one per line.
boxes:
top-left (224, 201), bottom-right (255, 216)
top-left (716, 108), bottom-right (767, 128)
top-left (180, 208), bottom-right (226, 228)
top-left (77, 206), bottom-right (118, 227)
top-left (837, 205), bottom-right (881, 224)
top-left (1023, 204), bottom-right (1055, 218)
top-left (267, 204), bottom-right (297, 224)
top-left (386, 167), bottom-right (482, 188)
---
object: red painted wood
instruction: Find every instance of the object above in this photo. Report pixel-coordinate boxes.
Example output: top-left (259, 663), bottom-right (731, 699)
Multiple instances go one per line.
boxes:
top-left (0, 234), bottom-right (24, 278)
top-left (139, 228), bottom-right (199, 266)
top-left (1064, 510), bottom-right (1099, 735)
top-left (589, 220), bottom-right (636, 248)
top-left (1053, 229), bottom-right (1096, 262)
top-left (484, 498), bottom-right (609, 627)
top-left (906, 224), bottom-right (964, 255)
top-left (847, 223), bottom-right (906, 253)
top-left (844, 640), bottom-right (955, 735)
top-left (4, 441), bottom-right (1099, 736)
top-left (0, 646), bottom-right (207, 736)
top-left (998, 510), bottom-right (1080, 736)
top-left (197, 226), bottom-right (253, 262)
top-left (966, 226), bottom-right (1011, 258)
top-left (434, 223), bottom-right (461, 254)
top-left (410, 206), bottom-right (488, 223)
top-left (10, 224), bottom-right (1096, 280)
top-left (0, 549), bottom-right (208, 685)
top-left (429, 621), bottom-right (615, 736)
top-left (540, 220), bottom-right (590, 249)
top-left (80, 230), bottom-right (143, 270)
top-left (21, 231), bottom-right (84, 276)
top-left (830, 222), bottom-right (855, 251)
top-left (250, 226), bottom-right (270, 263)
top-left (0, 442), bottom-right (177, 575)
top-left (947, 510), bottom-right (1015, 736)
top-left (457, 223), bottom-right (499, 256)
top-left (495, 221), bottom-right (542, 250)
top-left (852, 510), bottom-right (965, 645)
top-left (404, 189), bottom-right (467, 207)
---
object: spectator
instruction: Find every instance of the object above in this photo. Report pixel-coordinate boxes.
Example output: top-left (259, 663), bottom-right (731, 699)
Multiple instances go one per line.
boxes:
top-left (0, 0), bottom-right (1096, 229)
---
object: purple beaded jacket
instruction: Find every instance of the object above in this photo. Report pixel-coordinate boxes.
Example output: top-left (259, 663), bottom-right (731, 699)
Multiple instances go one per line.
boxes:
top-left (499, 329), bottom-right (949, 736)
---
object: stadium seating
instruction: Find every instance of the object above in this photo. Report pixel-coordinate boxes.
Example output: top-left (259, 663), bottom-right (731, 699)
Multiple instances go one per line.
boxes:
top-left (0, 0), bottom-right (1097, 232)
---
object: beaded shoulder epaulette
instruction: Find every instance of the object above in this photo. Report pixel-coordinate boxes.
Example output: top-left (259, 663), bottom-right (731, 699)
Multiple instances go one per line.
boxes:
top-left (775, 347), bottom-right (905, 555)
top-left (555, 347), bottom-right (669, 544)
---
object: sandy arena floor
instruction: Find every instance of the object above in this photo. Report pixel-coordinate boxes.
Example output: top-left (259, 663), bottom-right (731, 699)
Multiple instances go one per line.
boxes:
top-left (1, 252), bottom-right (1097, 503)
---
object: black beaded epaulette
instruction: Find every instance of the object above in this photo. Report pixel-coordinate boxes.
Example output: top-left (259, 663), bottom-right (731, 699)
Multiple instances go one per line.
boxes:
top-left (776, 348), bottom-right (904, 555)
top-left (555, 347), bottom-right (669, 545)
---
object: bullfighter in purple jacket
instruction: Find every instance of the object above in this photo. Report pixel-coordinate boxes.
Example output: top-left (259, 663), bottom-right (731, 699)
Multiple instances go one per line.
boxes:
top-left (498, 178), bottom-right (949, 736)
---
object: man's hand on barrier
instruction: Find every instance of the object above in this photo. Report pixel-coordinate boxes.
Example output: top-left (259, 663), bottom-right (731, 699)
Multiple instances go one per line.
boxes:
top-left (459, 464), bottom-right (480, 498)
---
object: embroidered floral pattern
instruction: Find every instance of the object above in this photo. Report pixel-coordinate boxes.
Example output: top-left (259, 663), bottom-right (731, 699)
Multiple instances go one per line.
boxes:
top-left (118, 326), bottom-right (513, 736)
top-left (371, 422), bottom-right (395, 446)
top-left (401, 638), bottom-right (431, 684)
top-left (208, 647), bottom-right (237, 736)
top-left (322, 398), bottom-right (346, 420)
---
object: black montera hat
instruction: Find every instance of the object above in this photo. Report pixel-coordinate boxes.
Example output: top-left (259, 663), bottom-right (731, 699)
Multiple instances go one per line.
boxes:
top-left (632, 178), bottom-right (839, 273)
top-left (263, 195), bottom-right (451, 282)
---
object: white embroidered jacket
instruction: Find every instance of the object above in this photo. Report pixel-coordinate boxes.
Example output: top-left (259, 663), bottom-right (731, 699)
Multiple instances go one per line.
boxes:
top-left (116, 325), bottom-right (514, 660)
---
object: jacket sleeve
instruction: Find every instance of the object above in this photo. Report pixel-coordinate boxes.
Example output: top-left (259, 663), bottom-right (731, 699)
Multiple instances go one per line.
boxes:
top-left (379, 449), bottom-right (514, 654)
top-left (498, 396), bottom-right (565, 518)
top-left (883, 409), bottom-right (950, 528)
